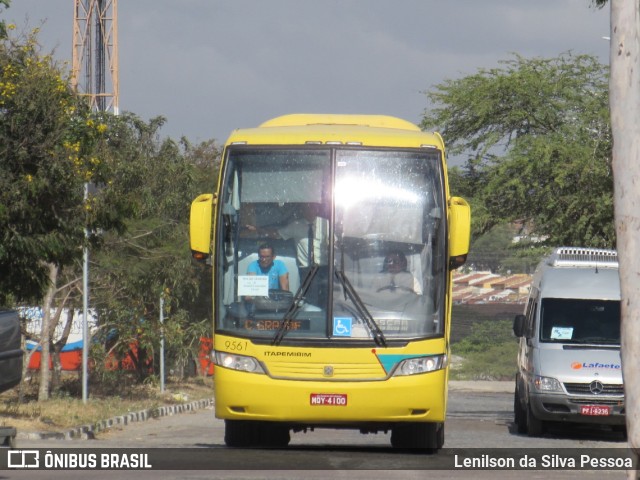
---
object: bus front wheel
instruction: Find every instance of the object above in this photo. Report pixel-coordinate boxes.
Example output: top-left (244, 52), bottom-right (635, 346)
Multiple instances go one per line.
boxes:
top-left (390, 422), bottom-right (443, 452)
top-left (224, 420), bottom-right (290, 448)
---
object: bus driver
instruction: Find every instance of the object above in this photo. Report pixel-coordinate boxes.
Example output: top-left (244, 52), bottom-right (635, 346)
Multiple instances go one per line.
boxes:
top-left (375, 251), bottom-right (415, 294)
top-left (246, 243), bottom-right (290, 291)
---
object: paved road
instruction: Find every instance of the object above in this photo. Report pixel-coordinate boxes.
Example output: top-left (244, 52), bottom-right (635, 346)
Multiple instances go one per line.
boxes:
top-left (2, 382), bottom-right (631, 479)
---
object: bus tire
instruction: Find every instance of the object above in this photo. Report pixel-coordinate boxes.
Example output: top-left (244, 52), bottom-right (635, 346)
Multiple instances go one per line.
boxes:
top-left (391, 422), bottom-right (440, 452)
top-left (224, 420), bottom-right (255, 447)
top-left (436, 422), bottom-right (444, 449)
top-left (225, 420), bottom-right (291, 448)
top-left (259, 422), bottom-right (291, 448)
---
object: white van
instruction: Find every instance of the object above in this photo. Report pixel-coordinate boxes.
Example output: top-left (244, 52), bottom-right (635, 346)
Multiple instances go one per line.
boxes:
top-left (513, 247), bottom-right (624, 436)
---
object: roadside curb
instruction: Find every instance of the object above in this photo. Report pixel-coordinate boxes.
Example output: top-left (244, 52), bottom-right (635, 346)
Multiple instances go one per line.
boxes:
top-left (16, 398), bottom-right (215, 441)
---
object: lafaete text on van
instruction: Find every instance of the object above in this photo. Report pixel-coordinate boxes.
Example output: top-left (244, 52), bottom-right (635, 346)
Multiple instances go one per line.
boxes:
top-left (513, 247), bottom-right (624, 436)
top-left (190, 114), bottom-right (470, 451)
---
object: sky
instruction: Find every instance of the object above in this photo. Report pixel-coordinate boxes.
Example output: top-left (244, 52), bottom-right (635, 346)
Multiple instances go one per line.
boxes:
top-left (5, 1), bottom-right (610, 146)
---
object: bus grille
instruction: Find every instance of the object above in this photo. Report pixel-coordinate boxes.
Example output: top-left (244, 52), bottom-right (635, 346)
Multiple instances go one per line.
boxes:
top-left (266, 361), bottom-right (386, 380)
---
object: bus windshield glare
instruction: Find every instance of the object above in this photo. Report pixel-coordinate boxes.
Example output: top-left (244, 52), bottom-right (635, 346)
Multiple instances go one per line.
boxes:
top-left (216, 147), bottom-right (446, 342)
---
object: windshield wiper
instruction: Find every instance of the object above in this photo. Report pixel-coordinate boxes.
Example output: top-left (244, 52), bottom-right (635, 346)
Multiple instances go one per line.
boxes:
top-left (334, 270), bottom-right (387, 347)
top-left (272, 265), bottom-right (319, 345)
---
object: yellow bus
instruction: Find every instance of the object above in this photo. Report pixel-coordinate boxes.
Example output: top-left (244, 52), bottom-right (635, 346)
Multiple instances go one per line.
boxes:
top-left (190, 114), bottom-right (470, 450)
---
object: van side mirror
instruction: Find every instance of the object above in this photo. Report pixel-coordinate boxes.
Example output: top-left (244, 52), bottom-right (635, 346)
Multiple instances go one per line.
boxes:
top-left (513, 314), bottom-right (526, 337)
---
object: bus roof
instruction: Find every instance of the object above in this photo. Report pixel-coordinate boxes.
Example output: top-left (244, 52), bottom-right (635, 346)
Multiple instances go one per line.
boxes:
top-left (224, 114), bottom-right (445, 150)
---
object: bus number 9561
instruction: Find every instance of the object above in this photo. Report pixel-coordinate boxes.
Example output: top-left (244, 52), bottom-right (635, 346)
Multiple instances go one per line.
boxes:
top-left (224, 340), bottom-right (248, 352)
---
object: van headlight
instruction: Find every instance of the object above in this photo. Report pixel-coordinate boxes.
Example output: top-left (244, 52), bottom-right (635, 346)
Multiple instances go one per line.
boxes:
top-left (214, 351), bottom-right (266, 374)
top-left (533, 375), bottom-right (563, 393)
top-left (392, 355), bottom-right (446, 376)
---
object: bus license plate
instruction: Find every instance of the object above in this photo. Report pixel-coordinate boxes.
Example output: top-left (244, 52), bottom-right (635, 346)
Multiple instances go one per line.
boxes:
top-left (580, 405), bottom-right (611, 416)
top-left (310, 393), bottom-right (347, 406)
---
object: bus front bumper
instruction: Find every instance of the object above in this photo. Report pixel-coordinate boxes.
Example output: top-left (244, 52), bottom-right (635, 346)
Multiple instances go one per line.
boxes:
top-left (213, 367), bottom-right (447, 426)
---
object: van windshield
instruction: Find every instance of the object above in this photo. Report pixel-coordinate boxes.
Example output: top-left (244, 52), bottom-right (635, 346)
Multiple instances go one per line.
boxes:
top-left (540, 298), bottom-right (620, 345)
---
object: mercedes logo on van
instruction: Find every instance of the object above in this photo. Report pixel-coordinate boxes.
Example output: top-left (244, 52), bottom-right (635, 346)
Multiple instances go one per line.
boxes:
top-left (590, 380), bottom-right (604, 395)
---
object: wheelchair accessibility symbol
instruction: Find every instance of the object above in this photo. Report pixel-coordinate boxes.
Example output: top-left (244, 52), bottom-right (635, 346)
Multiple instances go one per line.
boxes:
top-left (333, 317), bottom-right (352, 337)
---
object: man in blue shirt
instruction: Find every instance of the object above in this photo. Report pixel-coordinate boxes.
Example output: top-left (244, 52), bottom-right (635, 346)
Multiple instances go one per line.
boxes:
top-left (246, 243), bottom-right (289, 291)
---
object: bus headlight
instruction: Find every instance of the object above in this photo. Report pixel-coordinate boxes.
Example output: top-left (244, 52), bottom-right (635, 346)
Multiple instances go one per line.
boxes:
top-left (214, 351), bottom-right (266, 374)
top-left (392, 355), bottom-right (446, 376)
top-left (533, 375), bottom-right (563, 393)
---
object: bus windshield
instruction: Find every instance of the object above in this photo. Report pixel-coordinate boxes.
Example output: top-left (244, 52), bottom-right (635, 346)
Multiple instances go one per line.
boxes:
top-left (216, 147), bottom-right (446, 342)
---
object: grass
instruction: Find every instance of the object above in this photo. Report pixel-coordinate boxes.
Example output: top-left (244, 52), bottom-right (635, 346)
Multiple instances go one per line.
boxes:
top-left (0, 374), bottom-right (214, 433)
top-left (450, 319), bottom-right (519, 381)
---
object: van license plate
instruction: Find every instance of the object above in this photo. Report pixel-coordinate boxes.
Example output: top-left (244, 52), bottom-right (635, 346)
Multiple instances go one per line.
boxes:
top-left (580, 405), bottom-right (611, 416)
top-left (310, 393), bottom-right (347, 406)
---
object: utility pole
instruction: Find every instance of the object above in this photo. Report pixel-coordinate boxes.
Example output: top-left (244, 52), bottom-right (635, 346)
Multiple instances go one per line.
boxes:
top-left (71, 0), bottom-right (119, 403)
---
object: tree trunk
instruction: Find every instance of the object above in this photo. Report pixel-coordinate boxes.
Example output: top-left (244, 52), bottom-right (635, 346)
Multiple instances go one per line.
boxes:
top-left (38, 263), bottom-right (59, 401)
top-left (609, 1), bottom-right (640, 478)
top-left (51, 304), bottom-right (75, 394)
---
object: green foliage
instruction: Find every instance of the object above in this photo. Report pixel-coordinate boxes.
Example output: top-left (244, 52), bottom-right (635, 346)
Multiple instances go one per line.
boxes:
top-left (0, 24), bottom-right (220, 386)
top-left (0, 29), bottom-right (93, 302)
top-left (454, 319), bottom-right (515, 354)
top-left (465, 223), bottom-right (547, 274)
top-left (0, 1), bottom-right (10, 39)
top-left (86, 115), bottom-right (218, 380)
top-left (0, 29), bottom-right (150, 304)
top-left (425, 53), bottom-right (614, 248)
top-left (451, 319), bottom-right (518, 380)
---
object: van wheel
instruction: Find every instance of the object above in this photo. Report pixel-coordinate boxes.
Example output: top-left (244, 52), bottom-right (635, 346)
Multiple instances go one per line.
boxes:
top-left (526, 404), bottom-right (545, 436)
top-left (613, 425), bottom-right (628, 440)
top-left (513, 388), bottom-right (527, 434)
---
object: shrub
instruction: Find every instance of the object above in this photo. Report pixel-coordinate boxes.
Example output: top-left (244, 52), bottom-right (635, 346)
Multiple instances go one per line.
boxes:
top-left (451, 319), bottom-right (518, 380)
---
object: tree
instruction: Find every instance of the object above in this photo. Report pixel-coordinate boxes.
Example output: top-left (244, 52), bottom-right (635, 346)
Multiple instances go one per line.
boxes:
top-left (590, 1), bottom-right (640, 475)
top-left (602, 0), bottom-right (640, 477)
top-left (422, 53), bottom-right (613, 248)
top-left (465, 223), bottom-right (541, 274)
top-left (0, 27), bottom-right (140, 399)
top-left (0, 1), bottom-right (9, 40)
top-left (0, 32), bottom-right (81, 303)
top-left (87, 114), bottom-right (217, 382)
